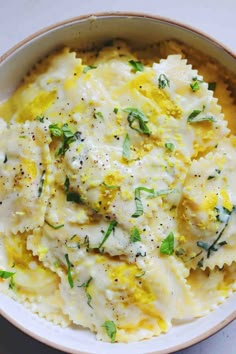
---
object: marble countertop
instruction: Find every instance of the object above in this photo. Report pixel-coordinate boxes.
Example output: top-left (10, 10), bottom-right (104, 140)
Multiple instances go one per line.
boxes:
top-left (0, 1), bottom-right (235, 353)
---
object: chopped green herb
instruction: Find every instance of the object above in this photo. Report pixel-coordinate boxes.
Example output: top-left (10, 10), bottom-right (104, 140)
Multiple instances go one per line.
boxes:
top-left (128, 60), bottom-right (144, 72)
top-left (215, 206), bottom-right (231, 223)
top-left (98, 220), bottom-right (117, 248)
top-left (49, 123), bottom-right (63, 137)
top-left (0, 270), bottom-right (15, 279)
top-left (78, 276), bottom-right (93, 308)
top-left (45, 220), bottom-right (64, 229)
top-left (9, 275), bottom-right (15, 290)
top-left (165, 142), bottom-right (174, 151)
top-left (61, 124), bottom-right (75, 138)
top-left (189, 116), bottom-right (215, 123)
top-left (76, 235), bottom-right (90, 251)
top-left (208, 82), bottom-right (216, 91)
top-left (207, 169), bottom-right (221, 180)
top-left (123, 107), bottom-right (151, 135)
top-left (196, 241), bottom-right (210, 251)
top-left (197, 206), bottom-right (235, 260)
top-left (158, 74), bottom-right (170, 89)
top-left (113, 107), bottom-right (118, 114)
top-left (197, 257), bottom-right (204, 268)
top-left (175, 248), bottom-right (185, 257)
top-left (83, 65), bottom-right (97, 73)
top-left (132, 187), bottom-right (174, 217)
top-left (93, 111), bottom-right (104, 120)
top-left (64, 176), bottom-right (70, 194)
top-left (135, 270), bottom-right (146, 278)
top-left (190, 77), bottom-right (202, 92)
top-left (136, 251), bottom-right (146, 257)
top-left (64, 176), bottom-right (83, 204)
top-left (66, 192), bottom-right (83, 204)
top-left (122, 133), bottom-right (131, 160)
top-left (130, 228), bottom-right (141, 243)
top-left (187, 108), bottom-right (215, 123)
top-left (3, 154), bottom-right (7, 163)
top-left (35, 115), bottom-right (45, 123)
top-left (38, 170), bottom-right (46, 197)
top-left (102, 182), bottom-right (120, 189)
top-left (53, 124), bottom-right (78, 157)
top-left (160, 231), bottom-right (174, 255)
top-left (19, 135), bottom-right (26, 139)
top-left (54, 261), bottom-right (60, 268)
top-left (187, 109), bottom-right (201, 120)
top-left (102, 320), bottom-right (117, 343)
top-left (65, 254), bottom-right (74, 288)
top-left (147, 188), bottom-right (175, 199)
top-left (132, 186), bottom-right (154, 217)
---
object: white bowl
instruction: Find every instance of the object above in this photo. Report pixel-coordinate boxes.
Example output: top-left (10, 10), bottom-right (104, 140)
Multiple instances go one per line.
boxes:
top-left (0, 12), bottom-right (235, 354)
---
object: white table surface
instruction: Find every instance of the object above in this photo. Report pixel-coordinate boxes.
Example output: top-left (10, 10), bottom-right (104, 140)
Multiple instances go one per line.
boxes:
top-left (0, 1), bottom-right (235, 353)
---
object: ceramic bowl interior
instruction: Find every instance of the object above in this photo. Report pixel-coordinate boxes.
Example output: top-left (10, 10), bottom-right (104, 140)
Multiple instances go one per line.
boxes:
top-left (0, 13), bottom-right (235, 354)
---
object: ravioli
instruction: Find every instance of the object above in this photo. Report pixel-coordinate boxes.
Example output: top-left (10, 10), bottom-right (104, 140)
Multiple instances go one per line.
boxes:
top-left (0, 120), bottom-right (52, 234)
top-left (0, 40), bottom-right (235, 343)
top-left (177, 136), bottom-right (236, 269)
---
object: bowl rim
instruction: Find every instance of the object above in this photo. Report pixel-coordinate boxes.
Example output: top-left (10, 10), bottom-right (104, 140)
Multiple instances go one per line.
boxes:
top-left (0, 11), bottom-right (235, 354)
top-left (0, 11), bottom-right (235, 63)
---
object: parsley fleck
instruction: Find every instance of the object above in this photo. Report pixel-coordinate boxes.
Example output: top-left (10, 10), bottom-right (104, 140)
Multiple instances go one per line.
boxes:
top-left (49, 123), bottom-right (63, 137)
top-left (187, 108), bottom-right (215, 123)
top-left (123, 107), bottom-right (151, 135)
top-left (65, 254), bottom-right (74, 288)
top-left (3, 154), bottom-right (7, 163)
top-left (64, 175), bottom-right (70, 194)
top-left (197, 206), bottom-right (235, 260)
top-left (196, 241), bottom-right (210, 251)
top-left (128, 60), bottom-right (144, 72)
top-left (35, 115), bottom-right (45, 123)
top-left (67, 192), bottom-right (83, 204)
top-left (102, 182), bottom-right (120, 189)
top-left (130, 228), bottom-right (141, 243)
top-left (64, 176), bottom-right (83, 204)
top-left (215, 206), bottom-right (231, 223)
top-left (0, 270), bottom-right (15, 279)
top-left (83, 65), bottom-right (97, 73)
top-left (45, 220), bottom-right (64, 229)
top-left (51, 124), bottom-right (78, 157)
top-left (132, 187), bottom-right (174, 217)
top-left (175, 248), bottom-right (185, 257)
top-left (93, 111), bottom-right (104, 120)
top-left (98, 220), bottom-right (117, 248)
top-left (160, 232), bottom-right (174, 255)
top-left (208, 82), bottom-right (216, 91)
top-left (132, 186), bottom-right (154, 217)
top-left (135, 270), bottom-right (146, 278)
top-left (122, 133), bottom-right (131, 160)
top-left (113, 107), bottom-right (118, 114)
top-left (78, 276), bottom-right (93, 308)
top-left (190, 77), bottom-right (202, 92)
top-left (102, 320), bottom-right (117, 343)
top-left (158, 74), bottom-right (170, 89)
top-left (38, 170), bottom-right (46, 197)
top-left (165, 142), bottom-right (174, 151)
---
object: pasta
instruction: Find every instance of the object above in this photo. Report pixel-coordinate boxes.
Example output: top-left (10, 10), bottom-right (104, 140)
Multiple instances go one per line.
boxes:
top-left (0, 40), bottom-right (235, 343)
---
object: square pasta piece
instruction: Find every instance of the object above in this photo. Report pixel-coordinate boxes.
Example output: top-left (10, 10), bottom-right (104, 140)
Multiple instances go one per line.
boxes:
top-left (0, 119), bottom-right (52, 234)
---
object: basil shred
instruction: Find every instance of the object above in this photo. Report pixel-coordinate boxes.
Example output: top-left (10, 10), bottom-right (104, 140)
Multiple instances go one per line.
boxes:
top-left (123, 107), bottom-right (151, 135)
